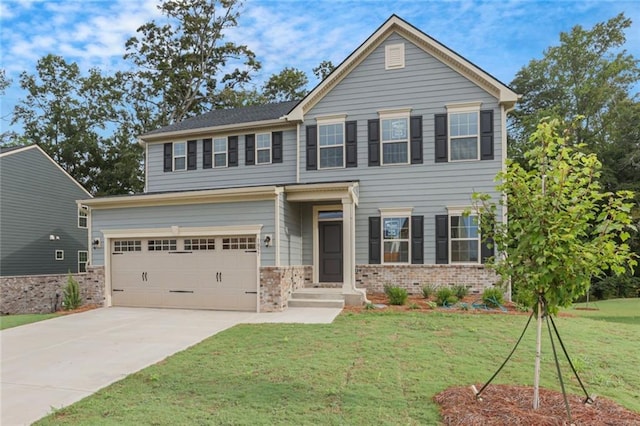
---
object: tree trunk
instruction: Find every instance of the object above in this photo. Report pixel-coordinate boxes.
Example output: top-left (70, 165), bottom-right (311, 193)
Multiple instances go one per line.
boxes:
top-left (533, 297), bottom-right (543, 409)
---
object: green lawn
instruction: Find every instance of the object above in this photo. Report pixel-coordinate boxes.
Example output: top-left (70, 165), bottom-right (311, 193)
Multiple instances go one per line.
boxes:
top-left (36, 305), bottom-right (639, 425)
top-left (0, 313), bottom-right (60, 330)
top-left (568, 298), bottom-right (640, 325)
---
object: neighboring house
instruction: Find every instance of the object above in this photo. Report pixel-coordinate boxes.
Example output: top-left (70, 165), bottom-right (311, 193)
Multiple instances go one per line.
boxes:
top-left (80, 15), bottom-right (518, 312)
top-left (0, 145), bottom-right (92, 276)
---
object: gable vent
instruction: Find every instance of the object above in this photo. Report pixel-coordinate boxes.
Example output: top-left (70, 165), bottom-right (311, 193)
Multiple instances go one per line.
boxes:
top-left (385, 43), bottom-right (405, 70)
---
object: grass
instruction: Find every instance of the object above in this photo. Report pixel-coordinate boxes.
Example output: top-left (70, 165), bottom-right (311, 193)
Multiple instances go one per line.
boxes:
top-left (0, 313), bottom-right (60, 330)
top-left (568, 298), bottom-right (640, 325)
top-left (36, 305), bottom-right (639, 425)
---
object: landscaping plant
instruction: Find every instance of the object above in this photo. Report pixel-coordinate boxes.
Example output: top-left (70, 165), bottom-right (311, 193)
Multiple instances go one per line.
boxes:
top-left (452, 284), bottom-right (469, 299)
top-left (435, 287), bottom-right (458, 306)
top-left (482, 288), bottom-right (504, 308)
top-left (383, 285), bottom-right (408, 305)
top-left (421, 284), bottom-right (437, 299)
top-left (63, 273), bottom-right (82, 310)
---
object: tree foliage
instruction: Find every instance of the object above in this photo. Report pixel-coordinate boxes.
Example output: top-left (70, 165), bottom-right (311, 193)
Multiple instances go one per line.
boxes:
top-left (474, 118), bottom-right (637, 314)
top-left (312, 60), bottom-right (335, 81)
top-left (262, 67), bottom-right (309, 102)
top-left (510, 13), bottom-right (640, 159)
top-left (123, 0), bottom-right (260, 129)
top-left (11, 55), bottom-right (143, 195)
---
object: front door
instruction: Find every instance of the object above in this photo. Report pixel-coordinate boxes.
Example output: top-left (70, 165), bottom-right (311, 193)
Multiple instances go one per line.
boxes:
top-left (319, 221), bottom-right (343, 282)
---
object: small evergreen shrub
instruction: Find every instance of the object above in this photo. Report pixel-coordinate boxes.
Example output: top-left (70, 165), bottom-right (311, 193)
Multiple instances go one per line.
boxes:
top-left (421, 284), bottom-right (437, 299)
top-left (63, 273), bottom-right (82, 310)
top-left (452, 284), bottom-right (469, 299)
top-left (435, 287), bottom-right (458, 306)
top-left (482, 287), bottom-right (504, 308)
top-left (384, 285), bottom-right (408, 306)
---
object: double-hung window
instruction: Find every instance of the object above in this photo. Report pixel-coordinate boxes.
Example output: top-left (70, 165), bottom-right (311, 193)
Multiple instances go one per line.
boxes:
top-left (380, 208), bottom-right (412, 263)
top-left (78, 208), bottom-right (88, 228)
top-left (449, 211), bottom-right (480, 263)
top-left (256, 133), bottom-right (271, 164)
top-left (448, 104), bottom-right (480, 161)
top-left (78, 251), bottom-right (88, 273)
top-left (380, 111), bottom-right (409, 165)
top-left (213, 138), bottom-right (227, 167)
top-left (173, 142), bottom-right (186, 171)
top-left (318, 118), bottom-right (345, 169)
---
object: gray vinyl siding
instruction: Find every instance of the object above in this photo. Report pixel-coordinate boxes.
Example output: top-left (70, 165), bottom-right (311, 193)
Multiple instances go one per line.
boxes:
top-left (146, 129), bottom-right (297, 193)
top-left (300, 203), bottom-right (314, 265)
top-left (279, 198), bottom-right (302, 265)
top-left (301, 32), bottom-right (504, 264)
top-left (91, 200), bottom-right (276, 266)
top-left (0, 148), bottom-right (89, 276)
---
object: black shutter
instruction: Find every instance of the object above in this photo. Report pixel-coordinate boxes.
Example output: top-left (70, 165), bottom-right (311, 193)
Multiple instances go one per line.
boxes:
top-left (411, 215), bottom-right (424, 264)
top-left (245, 134), bottom-right (255, 165)
top-left (435, 215), bottom-right (449, 264)
top-left (306, 125), bottom-right (317, 170)
top-left (187, 140), bottom-right (197, 170)
top-left (272, 131), bottom-right (283, 163)
top-left (163, 143), bottom-right (172, 172)
top-left (345, 120), bottom-right (357, 168)
top-left (435, 114), bottom-right (448, 163)
top-left (228, 136), bottom-right (238, 167)
top-left (480, 109), bottom-right (494, 160)
top-left (369, 217), bottom-right (381, 264)
top-left (368, 119), bottom-right (380, 166)
top-left (481, 238), bottom-right (494, 264)
top-left (203, 138), bottom-right (212, 169)
top-left (410, 116), bottom-right (423, 164)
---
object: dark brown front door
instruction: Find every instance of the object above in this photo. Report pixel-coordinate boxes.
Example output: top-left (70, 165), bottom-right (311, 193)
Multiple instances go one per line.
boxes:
top-left (319, 221), bottom-right (343, 282)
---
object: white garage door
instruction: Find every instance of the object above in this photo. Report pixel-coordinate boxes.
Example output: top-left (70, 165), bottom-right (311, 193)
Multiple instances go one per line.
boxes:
top-left (110, 236), bottom-right (258, 311)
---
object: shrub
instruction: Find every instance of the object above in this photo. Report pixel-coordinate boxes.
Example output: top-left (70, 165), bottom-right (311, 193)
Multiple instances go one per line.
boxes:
top-left (384, 285), bottom-right (408, 306)
top-left (421, 284), bottom-right (437, 299)
top-left (426, 301), bottom-right (437, 309)
top-left (364, 302), bottom-right (376, 310)
top-left (482, 287), bottom-right (504, 308)
top-left (63, 273), bottom-right (82, 310)
top-left (452, 284), bottom-right (469, 299)
top-left (435, 287), bottom-right (458, 306)
top-left (408, 302), bottom-right (420, 310)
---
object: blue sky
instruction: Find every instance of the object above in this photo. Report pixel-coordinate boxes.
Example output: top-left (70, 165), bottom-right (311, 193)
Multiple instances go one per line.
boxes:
top-left (2, 0), bottom-right (639, 134)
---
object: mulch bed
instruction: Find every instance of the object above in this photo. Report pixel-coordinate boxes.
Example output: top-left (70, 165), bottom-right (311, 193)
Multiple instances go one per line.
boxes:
top-left (435, 384), bottom-right (640, 425)
top-left (56, 304), bottom-right (100, 315)
top-left (344, 293), bottom-right (639, 425)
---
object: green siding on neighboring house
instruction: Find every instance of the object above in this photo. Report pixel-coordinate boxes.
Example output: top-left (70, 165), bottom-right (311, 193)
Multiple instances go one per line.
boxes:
top-left (0, 146), bottom-right (90, 276)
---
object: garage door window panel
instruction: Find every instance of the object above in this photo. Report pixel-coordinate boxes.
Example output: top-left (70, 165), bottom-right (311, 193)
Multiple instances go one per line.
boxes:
top-left (114, 240), bottom-right (142, 252)
top-left (223, 236), bottom-right (257, 250)
top-left (184, 238), bottom-right (216, 250)
top-left (148, 239), bottom-right (177, 251)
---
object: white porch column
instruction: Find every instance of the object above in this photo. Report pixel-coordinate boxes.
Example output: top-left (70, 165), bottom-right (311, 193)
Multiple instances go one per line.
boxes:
top-left (341, 196), bottom-right (355, 292)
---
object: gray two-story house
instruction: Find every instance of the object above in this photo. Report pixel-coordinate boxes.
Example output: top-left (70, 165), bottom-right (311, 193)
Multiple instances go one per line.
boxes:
top-left (1, 145), bottom-right (91, 276)
top-left (80, 15), bottom-right (518, 312)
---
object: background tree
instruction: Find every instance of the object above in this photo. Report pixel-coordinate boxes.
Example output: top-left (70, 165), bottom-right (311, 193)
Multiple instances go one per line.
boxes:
top-left (509, 13), bottom-right (640, 292)
top-left (12, 55), bottom-right (143, 195)
top-left (473, 118), bottom-right (637, 409)
top-left (312, 60), bottom-right (335, 81)
top-left (261, 67), bottom-right (308, 102)
top-left (123, 0), bottom-right (260, 130)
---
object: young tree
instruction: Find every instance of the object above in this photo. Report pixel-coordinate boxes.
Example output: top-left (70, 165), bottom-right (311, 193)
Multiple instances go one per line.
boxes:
top-left (473, 118), bottom-right (637, 409)
top-left (123, 0), bottom-right (260, 130)
top-left (312, 60), bottom-right (335, 81)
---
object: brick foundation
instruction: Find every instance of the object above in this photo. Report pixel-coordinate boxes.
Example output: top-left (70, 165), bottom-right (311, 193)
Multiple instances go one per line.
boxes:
top-left (355, 264), bottom-right (500, 296)
top-left (0, 266), bottom-right (105, 315)
top-left (260, 266), bottom-right (313, 312)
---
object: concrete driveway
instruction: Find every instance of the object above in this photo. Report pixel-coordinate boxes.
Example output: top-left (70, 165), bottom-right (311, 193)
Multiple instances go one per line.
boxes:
top-left (0, 306), bottom-right (341, 425)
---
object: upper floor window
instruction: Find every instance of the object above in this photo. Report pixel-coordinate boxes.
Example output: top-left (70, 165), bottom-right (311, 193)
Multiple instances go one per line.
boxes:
top-left (213, 138), bottom-right (227, 168)
top-left (173, 142), bottom-right (186, 171)
top-left (450, 213), bottom-right (480, 263)
top-left (256, 133), bottom-right (271, 164)
top-left (318, 120), bottom-right (344, 169)
top-left (380, 111), bottom-right (409, 165)
top-left (78, 208), bottom-right (88, 228)
top-left (449, 111), bottom-right (479, 161)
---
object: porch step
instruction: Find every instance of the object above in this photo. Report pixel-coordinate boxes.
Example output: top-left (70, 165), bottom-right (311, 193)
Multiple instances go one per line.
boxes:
top-left (288, 288), bottom-right (345, 309)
